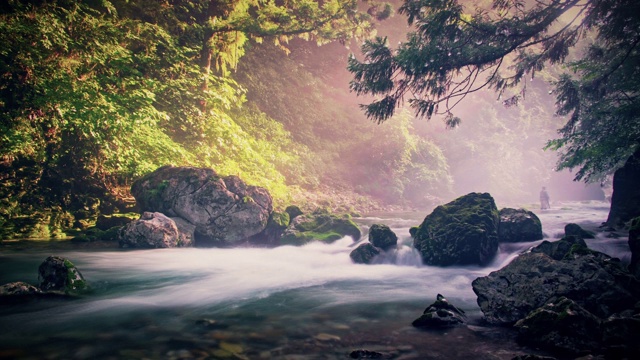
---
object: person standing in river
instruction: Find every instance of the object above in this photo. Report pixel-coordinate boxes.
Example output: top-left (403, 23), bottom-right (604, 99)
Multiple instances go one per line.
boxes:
top-left (540, 187), bottom-right (550, 210)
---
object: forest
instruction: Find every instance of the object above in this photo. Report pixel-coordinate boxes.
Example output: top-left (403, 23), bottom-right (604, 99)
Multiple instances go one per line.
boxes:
top-left (0, 0), bottom-right (638, 238)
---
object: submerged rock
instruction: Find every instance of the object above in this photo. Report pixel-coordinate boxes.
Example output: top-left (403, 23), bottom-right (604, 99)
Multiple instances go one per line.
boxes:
top-left (131, 166), bottom-right (272, 247)
top-left (280, 210), bottom-right (361, 246)
top-left (38, 256), bottom-right (88, 294)
top-left (349, 243), bottom-right (381, 264)
top-left (498, 208), bottom-right (543, 243)
top-left (412, 294), bottom-right (466, 328)
top-left (413, 192), bottom-right (500, 266)
top-left (118, 212), bottom-right (192, 248)
top-left (368, 224), bottom-right (397, 250)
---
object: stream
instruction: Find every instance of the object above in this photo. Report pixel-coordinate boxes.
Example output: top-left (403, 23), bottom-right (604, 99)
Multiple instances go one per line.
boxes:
top-left (0, 201), bottom-right (630, 359)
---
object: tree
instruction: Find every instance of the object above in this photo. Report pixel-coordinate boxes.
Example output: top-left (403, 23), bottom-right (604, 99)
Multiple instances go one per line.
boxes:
top-left (348, 0), bottom-right (640, 183)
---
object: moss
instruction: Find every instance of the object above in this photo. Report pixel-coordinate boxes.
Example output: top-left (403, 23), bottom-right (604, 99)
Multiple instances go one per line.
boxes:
top-left (242, 195), bottom-right (254, 204)
top-left (280, 231), bottom-right (342, 245)
top-left (269, 211), bottom-right (290, 228)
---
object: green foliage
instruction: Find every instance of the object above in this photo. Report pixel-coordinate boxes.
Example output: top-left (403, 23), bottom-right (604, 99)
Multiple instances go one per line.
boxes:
top-left (349, 0), bottom-right (640, 182)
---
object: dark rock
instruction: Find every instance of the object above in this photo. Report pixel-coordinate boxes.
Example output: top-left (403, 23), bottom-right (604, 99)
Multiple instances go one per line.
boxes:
top-left (349, 349), bottom-right (384, 359)
top-left (498, 208), bottom-right (543, 243)
top-left (118, 212), bottom-right (193, 248)
top-left (349, 243), bottom-right (381, 264)
top-left (0, 282), bottom-right (41, 296)
top-left (95, 214), bottom-right (134, 231)
top-left (601, 311), bottom-right (640, 356)
top-left (369, 224), bottom-right (397, 250)
top-left (412, 294), bottom-right (466, 328)
top-left (607, 148), bottom-right (640, 228)
top-left (511, 356), bottom-right (557, 360)
top-left (285, 205), bottom-right (303, 221)
top-left (530, 236), bottom-right (588, 260)
top-left (514, 297), bottom-right (602, 356)
top-left (413, 192), bottom-right (500, 266)
top-left (564, 223), bottom-right (595, 239)
top-left (249, 211), bottom-right (290, 247)
top-left (409, 226), bottom-right (419, 238)
top-left (628, 217), bottom-right (640, 278)
top-left (472, 245), bottom-right (640, 325)
top-left (38, 256), bottom-right (88, 294)
top-left (131, 166), bottom-right (272, 247)
top-left (280, 211), bottom-right (361, 246)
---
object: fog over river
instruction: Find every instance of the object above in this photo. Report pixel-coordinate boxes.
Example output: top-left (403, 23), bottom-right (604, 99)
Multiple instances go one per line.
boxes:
top-left (0, 200), bottom-right (629, 359)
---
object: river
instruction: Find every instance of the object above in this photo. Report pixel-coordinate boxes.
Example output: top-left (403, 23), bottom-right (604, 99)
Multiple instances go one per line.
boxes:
top-left (0, 201), bottom-right (629, 359)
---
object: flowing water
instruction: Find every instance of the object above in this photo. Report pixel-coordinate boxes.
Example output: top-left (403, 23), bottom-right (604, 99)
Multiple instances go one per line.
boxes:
top-left (0, 201), bottom-right (630, 359)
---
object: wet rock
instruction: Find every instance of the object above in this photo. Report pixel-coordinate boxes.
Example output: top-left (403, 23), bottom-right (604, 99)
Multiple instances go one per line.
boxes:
top-left (514, 297), bottom-right (602, 356)
top-left (38, 256), bottom-right (88, 294)
top-left (349, 243), bottom-right (381, 264)
top-left (564, 223), bottom-right (595, 239)
top-left (131, 166), bottom-right (272, 247)
top-left (413, 192), bottom-right (500, 266)
top-left (498, 208), bottom-right (543, 243)
top-left (280, 209), bottom-right (361, 246)
top-left (118, 212), bottom-right (192, 248)
top-left (601, 311), bottom-right (640, 356)
top-left (530, 236), bottom-right (587, 260)
top-left (472, 241), bottom-right (640, 325)
top-left (369, 224), bottom-right (397, 250)
top-left (628, 217), bottom-right (640, 278)
top-left (249, 211), bottom-right (290, 247)
top-left (412, 294), bottom-right (466, 328)
top-left (349, 349), bottom-right (384, 359)
top-left (0, 281), bottom-right (41, 296)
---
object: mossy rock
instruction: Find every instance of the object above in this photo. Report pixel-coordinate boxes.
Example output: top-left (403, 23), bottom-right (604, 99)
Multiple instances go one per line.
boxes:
top-left (368, 224), bottom-right (397, 250)
top-left (349, 243), bottom-right (381, 264)
top-left (38, 256), bottom-right (88, 295)
top-left (71, 226), bottom-right (122, 243)
top-left (280, 212), bottom-right (361, 246)
top-left (413, 192), bottom-right (499, 266)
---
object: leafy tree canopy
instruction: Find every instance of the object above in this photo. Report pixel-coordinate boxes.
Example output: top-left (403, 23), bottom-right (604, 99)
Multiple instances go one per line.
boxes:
top-left (348, 0), bottom-right (640, 181)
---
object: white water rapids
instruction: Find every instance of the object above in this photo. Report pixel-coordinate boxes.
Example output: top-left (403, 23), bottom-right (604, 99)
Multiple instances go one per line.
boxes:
top-left (0, 200), bottom-right (630, 359)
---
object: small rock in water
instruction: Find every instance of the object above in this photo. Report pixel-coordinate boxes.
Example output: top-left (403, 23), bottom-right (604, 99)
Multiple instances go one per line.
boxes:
top-left (349, 349), bottom-right (384, 358)
top-left (412, 294), bottom-right (466, 328)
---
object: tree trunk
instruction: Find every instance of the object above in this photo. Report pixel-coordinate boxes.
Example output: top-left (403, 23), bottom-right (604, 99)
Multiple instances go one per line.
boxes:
top-left (606, 148), bottom-right (640, 228)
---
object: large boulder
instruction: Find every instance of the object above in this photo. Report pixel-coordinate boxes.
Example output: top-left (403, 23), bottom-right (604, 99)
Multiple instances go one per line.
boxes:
top-left (413, 192), bottom-right (500, 266)
top-left (280, 209), bottom-right (361, 246)
top-left (412, 294), bottom-right (466, 328)
top-left (606, 148), bottom-right (640, 228)
top-left (629, 217), bottom-right (640, 277)
top-left (472, 237), bottom-right (640, 325)
top-left (119, 212), bottom-right (192, 249)
top-left (498, 208), bottom-right (543, 243)
top-left (349, 243), bottom-right (381, 264)
top-left (368, 224), bottom-right (398, 250)
top-left (131, 166), bottom-right (272, 247)
top-left (38, 256), bottom-right (88, 294)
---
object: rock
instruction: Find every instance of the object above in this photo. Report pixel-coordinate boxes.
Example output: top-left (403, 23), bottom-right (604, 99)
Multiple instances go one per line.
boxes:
top-left (280, 210), bottom-right (361, 246)
top-left (601, 311), bottom-right (640, 356)
top-left (95, 214), bottom-right (134, 231)
top-left (472, 241), bottom-right (640, 325)
top-left (118, 212), bottom-right (192, 248)
top-left (514, 297), bottom-right (602, 356)
top-left (606, 148), bottom-right (640, 228)
top-left (349, 349), bottom-right (384, 359)
top-left (349, 243), bottom-right (381, 264)
top-left (0, 282), bottom-right (42, 296)
top-left (249, 211), bottom-right (290, 247)
top-left (71, 226), bottom-right (122, 243)
top-left (413, 192), bottom-right (500, 266)
top-left (498, 208), bottom-right (543, 243)
top-left (627, 217), bottom-right (640, 278)
top-left (530, 236), bottom-right (588, 261)
top-left (131, 166), bottom-right (272, 247)
top-left (412, 294), bottom-right (466, 328)
top-left (368, 224), bottom-right (397, 250)
top-left (511, 356), bottom-right (557, 360)
top-left (38, 256), bottom-right (88, 294)
top-left (285, 205), bottom-right (303, 221)
top-left (564, 223), bottom-right (595, 239)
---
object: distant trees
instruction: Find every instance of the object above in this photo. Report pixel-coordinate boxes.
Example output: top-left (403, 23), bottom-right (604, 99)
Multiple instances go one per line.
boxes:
top-left (348, 0), bottom-right (640, 183)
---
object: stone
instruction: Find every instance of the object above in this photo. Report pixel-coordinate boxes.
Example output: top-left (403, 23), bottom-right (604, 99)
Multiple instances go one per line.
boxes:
top-left (280, 210), bottom-right (361, 246)
top-left (368, 224), bottom-right (398, 250)
top-left (349, 349), bottom-right (384, 359)
top-left (412, 294), bottom-right (466, 328)
top-left (627, 217), bottom-right (640, 278)
top-left (118, 212), bottom-right (192, 248)
top-left (498, 208), bottom-right (543, 243)
top-left (564, 223), bottom-right (595, 239)
top-left (38, 256), bottom-right (88, 294)
top-left (349, 243), bottom-right (381, 264)
top-left (249, 211), bottom-right (290, 247)
top-left (530, 236), bottom-right (588, 261)
top-left (606, 148), bottom-right (640, 228)
top-left (285, 205), bottom-right (303, 221)
top-left (413, 192), bottom-right (500, 266)
top-left (514, 297), bottom-right (602, 356)
top-left (131, 166), bottom-right (272, 247)
top-left (0, 282), bottom-right (41, 296)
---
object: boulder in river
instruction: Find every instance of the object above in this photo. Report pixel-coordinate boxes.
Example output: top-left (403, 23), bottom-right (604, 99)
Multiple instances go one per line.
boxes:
top-left (280, 209), bottom-right (361, 246)
top-left (119, 212), bottom-right (193, 248)
top-left (412, 294), bottom-right (466, 328)
top-left (349, 243), bottom-right (381, 264)
top-left (368, 224), bottom-right (397, 250)
top-left (413, 192), bottom-right (500, 266)
top-left (498, 208), bottom-right (543, 243)
top-left (38, 256), bottom-right (88, 294)
top-left (131, 166), bottom-right (272, 247)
